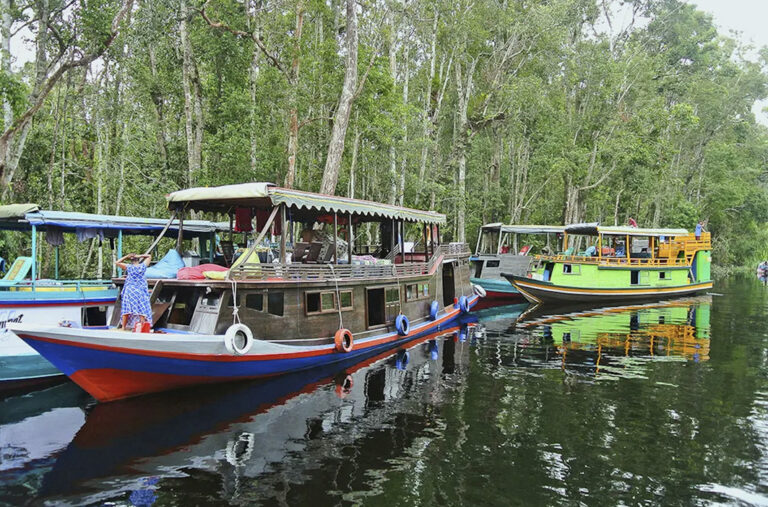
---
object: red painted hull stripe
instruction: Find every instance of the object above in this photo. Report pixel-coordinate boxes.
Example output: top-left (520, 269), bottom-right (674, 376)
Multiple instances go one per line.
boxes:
top-left (18, 300), bottom-right (474, 363)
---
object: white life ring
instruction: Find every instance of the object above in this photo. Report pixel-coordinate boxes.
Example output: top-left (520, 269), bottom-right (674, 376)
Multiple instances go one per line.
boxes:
top-left (224, 323), bottom-right (254, 355)
top-left (473, 284), bottom-right (487, 298)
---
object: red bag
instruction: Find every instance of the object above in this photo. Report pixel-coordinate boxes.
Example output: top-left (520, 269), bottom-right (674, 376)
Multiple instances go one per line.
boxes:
top-left (177, 263), bottom-right (228, 280)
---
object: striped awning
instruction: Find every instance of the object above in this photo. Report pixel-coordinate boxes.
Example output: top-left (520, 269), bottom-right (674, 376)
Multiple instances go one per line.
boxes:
top-left (166, 183), bottom-right (446, 224)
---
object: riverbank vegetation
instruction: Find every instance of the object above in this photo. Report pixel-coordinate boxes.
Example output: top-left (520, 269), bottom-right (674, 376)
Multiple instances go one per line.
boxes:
top-left (0, 0), bottom-right (766, 272)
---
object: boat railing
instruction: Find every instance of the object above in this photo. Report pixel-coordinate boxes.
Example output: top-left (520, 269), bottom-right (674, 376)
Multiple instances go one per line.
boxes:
top-left (534, 254), bottom-right (690, 268)
top-left (229, 243), bottom-right (470, 282)
top-left (0, 279), bottom-right (115, 292)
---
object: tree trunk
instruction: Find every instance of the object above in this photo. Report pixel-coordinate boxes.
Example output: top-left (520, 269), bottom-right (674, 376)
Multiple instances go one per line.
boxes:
top-left (319, 0), bottom-right (357, 195)
top-left (398, 47), bottom-right (409, 207)
top-left (454, 58), bottom-right (475, 244)
top-left (417, 11), bottom-right (437, 200)
top-left (283, 4), bottom-right (303, 188)
top-left (348, 114), bottom-right (359, 198)
top-left (0, 0), bottom-right (10, 130)
top-left (180, 0), bottom-right (203, 187)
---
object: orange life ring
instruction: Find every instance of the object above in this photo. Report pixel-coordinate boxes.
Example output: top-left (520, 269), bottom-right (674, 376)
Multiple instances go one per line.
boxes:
top-left (334, 328), bottom-right (354, 353)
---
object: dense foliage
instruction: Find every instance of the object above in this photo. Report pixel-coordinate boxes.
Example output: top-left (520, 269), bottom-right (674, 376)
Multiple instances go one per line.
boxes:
top-left (1, 0), bottom-right (767, 275)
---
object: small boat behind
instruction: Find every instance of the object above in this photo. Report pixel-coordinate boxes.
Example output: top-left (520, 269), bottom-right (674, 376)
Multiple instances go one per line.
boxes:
top-left (504, 224), bottom-right (712, 304)
top-left (470, 223), bottom-right (564, 306)
top-left (12, 183), bottom-right (480, 402)
top-left (0, 204), bottom-right (222, 387)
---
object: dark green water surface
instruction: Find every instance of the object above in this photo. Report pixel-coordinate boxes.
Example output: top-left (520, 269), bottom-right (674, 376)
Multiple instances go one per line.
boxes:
top-left (2, 276), bottom-right (768, 505)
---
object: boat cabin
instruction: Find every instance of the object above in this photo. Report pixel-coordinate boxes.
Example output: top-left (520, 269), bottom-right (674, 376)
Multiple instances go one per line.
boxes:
top-left (471, 223), bottom-right (564, 281)
top-left (530, 224), bottom-right (712, 287)
top-left (114, 183), bottom-right (472, 343)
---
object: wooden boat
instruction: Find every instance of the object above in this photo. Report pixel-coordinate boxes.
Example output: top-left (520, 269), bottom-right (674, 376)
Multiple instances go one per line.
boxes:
top-left (504, 224), bottom-right (712, 304)
top-left (470, 223), bottom-right (563, 306)
top-left (0, 204), bottom-right (221, 386)
top-left (11, 183), bottom-right (479, 402)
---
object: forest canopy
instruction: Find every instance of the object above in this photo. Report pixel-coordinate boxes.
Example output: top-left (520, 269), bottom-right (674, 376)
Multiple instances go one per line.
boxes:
top-left (0, 0), bottom-right (767, 276)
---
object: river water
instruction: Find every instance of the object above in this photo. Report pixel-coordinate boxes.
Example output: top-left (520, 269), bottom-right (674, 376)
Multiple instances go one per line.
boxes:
top-left (2, 276), bottom-right (768, 506)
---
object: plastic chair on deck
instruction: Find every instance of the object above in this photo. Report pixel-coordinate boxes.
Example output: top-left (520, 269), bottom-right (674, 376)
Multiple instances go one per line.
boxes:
top-left (220, 241), bottom-right (235, 266)
top-left (519, 245), bottom-right (532, 256)
top-left (291, 242), bottom-right (310, 263)
top-left (0, 257), bottom-right (33, 287)
top-left (303, 242), bottom-right (323, 263)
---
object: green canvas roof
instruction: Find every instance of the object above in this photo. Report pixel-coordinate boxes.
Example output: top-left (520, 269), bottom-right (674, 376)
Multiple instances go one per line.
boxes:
top-left (166, 182), bottom-right (446, 224)
top-left (0, 203), bottom-right (39, 219)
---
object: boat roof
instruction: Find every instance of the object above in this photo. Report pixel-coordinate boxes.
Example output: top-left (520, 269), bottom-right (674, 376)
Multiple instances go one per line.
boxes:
top-left (166, 182), bottom-right (447, 224)
top-left (565, 223), bottom-right (689, 237)
top-left (481, 223), bottom-right (564, 234)
top-left (0, 204), bottom-right (224, 236)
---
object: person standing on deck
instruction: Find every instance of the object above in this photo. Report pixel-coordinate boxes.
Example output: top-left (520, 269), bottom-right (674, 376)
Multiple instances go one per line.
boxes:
top-left (115, 253), bottom-right (153, 330)
top-left (695, 220), bottom-right (706, 240)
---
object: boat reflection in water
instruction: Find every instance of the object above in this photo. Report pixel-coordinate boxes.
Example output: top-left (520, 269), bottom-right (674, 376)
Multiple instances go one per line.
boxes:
top-left (510, 297), bottom-right (711, 377)
top-left (18, 323), bottom-right (476, 505)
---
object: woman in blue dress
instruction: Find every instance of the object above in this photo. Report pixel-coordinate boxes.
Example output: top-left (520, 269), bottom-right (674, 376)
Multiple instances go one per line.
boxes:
top-left (115, 253), bottom-right (153, 330)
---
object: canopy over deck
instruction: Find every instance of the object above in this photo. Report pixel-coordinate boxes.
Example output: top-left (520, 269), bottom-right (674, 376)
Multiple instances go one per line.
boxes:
top-left (566, 223), bottom-right (689, 237)
top-left (0, 205), bottom-right (224, 237)
top-left (166, 182), bottom-right (447, 224)
top-left (481, 223), bottom-right (564, 234)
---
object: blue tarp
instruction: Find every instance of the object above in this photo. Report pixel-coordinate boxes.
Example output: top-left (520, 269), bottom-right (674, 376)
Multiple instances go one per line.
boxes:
top-left (145, 249), bottom-right (185, 279)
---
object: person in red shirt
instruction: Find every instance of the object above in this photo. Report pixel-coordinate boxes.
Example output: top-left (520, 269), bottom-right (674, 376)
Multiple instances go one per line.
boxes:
top-left (628, 217), bottom-right (638, 228)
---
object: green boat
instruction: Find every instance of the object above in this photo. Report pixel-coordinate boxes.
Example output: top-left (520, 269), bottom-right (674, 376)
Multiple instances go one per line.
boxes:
top-left (503, 223), bottom-right (712, 304)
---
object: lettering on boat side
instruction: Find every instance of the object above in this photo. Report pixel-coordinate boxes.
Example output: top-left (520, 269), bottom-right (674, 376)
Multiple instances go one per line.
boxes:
top-left (0, 311), bottom-right (23, 331)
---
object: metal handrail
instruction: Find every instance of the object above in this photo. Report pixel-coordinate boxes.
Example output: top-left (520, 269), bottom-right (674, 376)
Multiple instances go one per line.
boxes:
top-left (534, 254), bottom-right (690, 267)
top-left (228, 243), bottom-right (470, 282)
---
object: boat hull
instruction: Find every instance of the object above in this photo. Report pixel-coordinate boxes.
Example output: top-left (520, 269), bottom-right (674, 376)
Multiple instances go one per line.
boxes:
top-left (12, 296), bottom-right (478, 402)
top-left (504, 274), bottom-right (712, 304)
top-left (0, 291), bottom-right (116, 384)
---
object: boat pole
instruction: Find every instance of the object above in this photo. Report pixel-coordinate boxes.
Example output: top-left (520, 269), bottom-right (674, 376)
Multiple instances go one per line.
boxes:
top-left (280, 204), bottom-right (287, 264)
top-left (55, 246), bottom-right (59, 280)
top-left (176, 210), bottom-right (184, 253)
top-left (31, 224), bottom-right (36, 287)
top-left (333, 212), bottom-right (338, 264)
top-left (347, 212), bottom-right (353, 264)
top-left (117, 230), bottom-right (123, 276)
top-left (142, 209), bottom-right (178, 257)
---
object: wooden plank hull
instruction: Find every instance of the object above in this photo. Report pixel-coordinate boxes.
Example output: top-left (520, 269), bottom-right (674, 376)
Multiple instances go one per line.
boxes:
top-left (504, 274), bottom-right (712, 304)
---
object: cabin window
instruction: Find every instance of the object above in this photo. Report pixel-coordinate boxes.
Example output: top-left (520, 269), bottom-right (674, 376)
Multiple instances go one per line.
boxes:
top-left (659, 271), bottom-right (668, 280)
top-left (267, 292), bottom-right (283, 316)
top-left (563, 264), bottom-right (580, 274)
top-left (227, 293), bottom-right (242, 308)
top-left (306, 290), bottom-right (353, 315)
top-left (386, 287), bottom-right (400, 304)
top-left (246, 293), bottom-right (264, 312)
top-left (486, 260), bottom-right (500, 268)
top-left (406, 283), bottom-right (430, 301)
top-left (339, 291), bottom-right (353, 309)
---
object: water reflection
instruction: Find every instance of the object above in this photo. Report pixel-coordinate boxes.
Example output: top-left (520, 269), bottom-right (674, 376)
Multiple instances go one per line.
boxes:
top-left (473, 297), bottom-right (711, 380)
top-left (5, 287), bottom-right (768, 505)
top-left (2, 324), bottom-right (478, 505)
